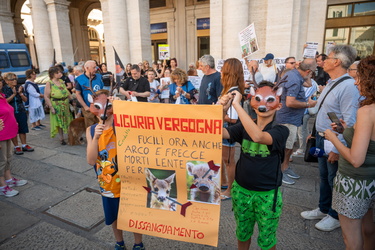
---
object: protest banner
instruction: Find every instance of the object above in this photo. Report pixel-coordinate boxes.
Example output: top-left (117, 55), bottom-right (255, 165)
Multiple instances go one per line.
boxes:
top-left (158, 44), bottom-right (170, 60)
top-left (238, 23), bottom-right (259, 58)
top-left (303, 42), bottom-right (319, 58)
top-left (114, 101), bottom-right (223, 247)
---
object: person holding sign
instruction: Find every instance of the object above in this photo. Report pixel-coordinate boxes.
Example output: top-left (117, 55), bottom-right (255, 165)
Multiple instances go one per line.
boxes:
top-left (86, 89), bottom-right (145, 250)
top-left (169, 68), bottom-right (195, 104)
top-left (219, 80), bottom-right (289, 250)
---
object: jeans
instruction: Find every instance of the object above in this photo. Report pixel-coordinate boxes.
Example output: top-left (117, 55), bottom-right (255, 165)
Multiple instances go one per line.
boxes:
top-left (316, 133), bottom-right (338, 219)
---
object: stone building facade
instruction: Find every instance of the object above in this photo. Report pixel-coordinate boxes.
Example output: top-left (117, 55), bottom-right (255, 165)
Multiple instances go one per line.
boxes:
top-left (0, 0), bottom-right (374, 72)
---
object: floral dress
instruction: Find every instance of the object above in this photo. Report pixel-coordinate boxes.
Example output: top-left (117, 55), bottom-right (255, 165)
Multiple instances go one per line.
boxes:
top-left (49, 79), bottom-right (72, 138)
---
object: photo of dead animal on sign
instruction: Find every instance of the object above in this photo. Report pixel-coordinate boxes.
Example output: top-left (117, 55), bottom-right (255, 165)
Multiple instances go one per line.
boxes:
top-left (144, 168), bottom-right (177, 211)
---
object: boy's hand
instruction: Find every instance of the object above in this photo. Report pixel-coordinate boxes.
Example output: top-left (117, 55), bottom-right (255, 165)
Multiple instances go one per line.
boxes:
top-left (94, 124), bottom-right (105, 140)
top-left (231, 90), bottom-right (242, 104)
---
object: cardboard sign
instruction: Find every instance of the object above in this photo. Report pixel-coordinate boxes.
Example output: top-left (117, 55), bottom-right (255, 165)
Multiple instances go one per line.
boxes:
top-left (114, 101), bottom-right (223, 247)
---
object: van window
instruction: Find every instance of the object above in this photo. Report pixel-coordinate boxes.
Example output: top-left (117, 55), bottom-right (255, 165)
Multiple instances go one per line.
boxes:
top-left (0, 52), bottom-right (10, 68)
top-left (9, 52), bottom-right (30, 67)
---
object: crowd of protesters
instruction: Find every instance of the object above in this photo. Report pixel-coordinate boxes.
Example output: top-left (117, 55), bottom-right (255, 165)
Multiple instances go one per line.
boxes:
top-left (1, 45), bottom-right (374, 250)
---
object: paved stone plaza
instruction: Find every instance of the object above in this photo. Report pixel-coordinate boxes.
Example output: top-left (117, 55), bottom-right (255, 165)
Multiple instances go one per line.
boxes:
top-left (0, 115), bottom-right (345, 250)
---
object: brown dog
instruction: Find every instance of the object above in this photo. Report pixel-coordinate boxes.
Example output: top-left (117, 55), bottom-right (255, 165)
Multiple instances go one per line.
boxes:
top-left (68, 117), bottom-right (86, 145)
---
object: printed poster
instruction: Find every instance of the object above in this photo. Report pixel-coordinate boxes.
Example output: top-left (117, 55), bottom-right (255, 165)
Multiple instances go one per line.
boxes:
top-left (159, 77), bottom-right (171, 99)
top-left (238, 23), bottom-right (259, 57)
top-left (158, 44), bottom-right (170, 60)
top-left (325, 41), bottom-right (335, 55)
top-left (303, 42), bottom-right (319, 58)
top-left (114, 101), bottom-right (223, 247)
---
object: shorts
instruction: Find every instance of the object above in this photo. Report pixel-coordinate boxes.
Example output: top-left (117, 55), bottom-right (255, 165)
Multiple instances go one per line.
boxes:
top-left (332, 172), bottom-right (375, 219)
top-left (280, 123), bottom-right (297, 149)
top-left (223, 122), bottom-right (236, 147)
top-left (102, 196), bottom-right (120, 225)
top-left (231, 181), bottom-right (282, 250)
top-left (15, 112), bottom-right (29, 134)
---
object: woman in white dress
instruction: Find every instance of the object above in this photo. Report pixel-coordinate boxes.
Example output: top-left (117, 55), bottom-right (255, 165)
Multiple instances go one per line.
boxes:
top-left (25, 69), bottom-right (45, 130)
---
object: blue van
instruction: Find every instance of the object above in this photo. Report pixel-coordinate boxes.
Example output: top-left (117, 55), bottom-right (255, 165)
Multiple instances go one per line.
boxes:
top-left (0, 43), bottom-right (32, 83)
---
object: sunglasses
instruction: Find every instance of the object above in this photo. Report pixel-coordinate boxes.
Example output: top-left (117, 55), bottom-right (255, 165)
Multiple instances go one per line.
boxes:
top-left (7, 78), bottom-right (17, 81)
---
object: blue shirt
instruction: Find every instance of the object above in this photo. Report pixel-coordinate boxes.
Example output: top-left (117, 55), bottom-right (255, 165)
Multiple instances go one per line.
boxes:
top-left (75, 73), bottom-right (104, 106)
top-left (276, 69), bottom-right (306, 126)
top-left (169, 81), bottom-right (195, 104)
top-left (315, 73), bottom-right (359, 153)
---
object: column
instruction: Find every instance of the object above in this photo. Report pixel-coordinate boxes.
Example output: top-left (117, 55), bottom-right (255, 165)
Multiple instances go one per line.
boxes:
top-left (209, 0), bottom-right (223, 62)
top-left (45, 0), bottom-right (74, 66)
top-left (0, 10), bottom-right (16, 43)
top-left (29, 0), bottom-right (54, 71)
top-left (306, 0), bottom-right (328, 54)
top-left (265, 0), bottom-right (294, 57)
top-left (222, 0), bottom-right (249, 59)
top-left (80, 25), bottom-right (90, 61)
top-left (99, 0), bottom-right (115, 72)
top-left (70, 7), bottom-right (85, 62)
top-left (105, 0), bottom-right (130, 68)
top-left (126, 0), bottom-right (151, 64)
top-left (173, 0), bottom-right (187, 70)
top-left (13, 16), bottom-right (25, 44)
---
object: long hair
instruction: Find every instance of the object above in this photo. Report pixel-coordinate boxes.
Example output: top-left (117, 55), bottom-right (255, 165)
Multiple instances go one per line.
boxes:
top-left (357, 55), bottom-right (375, 107)
top-left (220, 58), bottom-right (245, 96)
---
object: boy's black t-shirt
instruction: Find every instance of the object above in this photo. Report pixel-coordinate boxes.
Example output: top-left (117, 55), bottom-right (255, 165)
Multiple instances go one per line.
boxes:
top-left (226, 121), bottom-right (289, 191)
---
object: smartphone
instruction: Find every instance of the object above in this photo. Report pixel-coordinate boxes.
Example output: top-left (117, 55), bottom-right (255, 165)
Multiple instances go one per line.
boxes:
top-left (327, 112), bottom-right (344, 133)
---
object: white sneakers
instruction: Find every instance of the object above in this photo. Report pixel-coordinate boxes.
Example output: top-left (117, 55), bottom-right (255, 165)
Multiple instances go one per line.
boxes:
top-left (301, 208), bottom-right (326, 220)
top-left (301, 208), bottom-right (340, 232)
top-left (6, 177), bottom-right (28, 187)
top-left (0, 186), bottom-right (19, 197)
top-left (315, 215), bottom-right (340, 231)
top-left (0, 178), bottom-right (28, 198)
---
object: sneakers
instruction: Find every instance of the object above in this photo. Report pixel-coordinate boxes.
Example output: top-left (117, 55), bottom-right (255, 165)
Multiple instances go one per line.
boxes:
top-left (284, 167), bottom-right (300, 179)
top-left (282, 174), bottom-right (295, 185)
top-left (132, 244), bottom-right (145, 250)
top-left (292, 148), bottom-right (304, 157)
top-left (31, 126), bottom-right (42, 131)
top-left (22, 145), bottom-right (34, 152)
top-left (114, 243), bottom-right (126, 250)
top-left (315, 215), bottom-right (340, 231)
top-left (301, 208), bottom-right (327, 220)
top-left (6, 177), bottom-right (28, 187)
top-left (0, 186), bottom-right (19, 197)
top-left (14, 147), bottom-right (24, 155)
top-left (38, 124), bottom-right (46, 128)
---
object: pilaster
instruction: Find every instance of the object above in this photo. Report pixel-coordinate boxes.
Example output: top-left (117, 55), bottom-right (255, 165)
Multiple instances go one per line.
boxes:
top-left (44, 0), bottom-right (74, 66)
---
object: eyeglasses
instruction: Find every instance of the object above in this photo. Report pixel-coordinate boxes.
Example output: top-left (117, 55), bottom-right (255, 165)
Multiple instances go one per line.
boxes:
top-left (326, 57), bottom-right (338, 60)
top-left (286, 62), bottom-right (296, 64)
top-left (348, 68), bottom-right (357, 71)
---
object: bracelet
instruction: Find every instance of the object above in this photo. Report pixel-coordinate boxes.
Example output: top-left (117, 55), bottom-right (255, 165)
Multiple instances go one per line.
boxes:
top-left (306, 102), bottom-right (309, 108)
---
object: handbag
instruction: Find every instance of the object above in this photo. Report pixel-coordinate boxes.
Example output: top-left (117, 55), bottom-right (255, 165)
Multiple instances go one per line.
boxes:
top-left (304, 137), bottom-right (318, 162)
top-left (303, 76), bottom-right (351, 162)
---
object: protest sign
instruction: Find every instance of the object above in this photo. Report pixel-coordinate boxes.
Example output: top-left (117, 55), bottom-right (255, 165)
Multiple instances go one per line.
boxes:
top-left (159, 77), bottom-right (171, 99)
top-left (216, 58), bottom-right (286, 81)
top-left (158, 44), bottom-right (170, 60)
top-left (238, 23), bottom-right (259, 57)
top-left (303, 42), bottom-right (319, 58)
top-left (114, 101), bottom-right (222, 247)
top-left (325, 41), bottom-right (335, 54)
